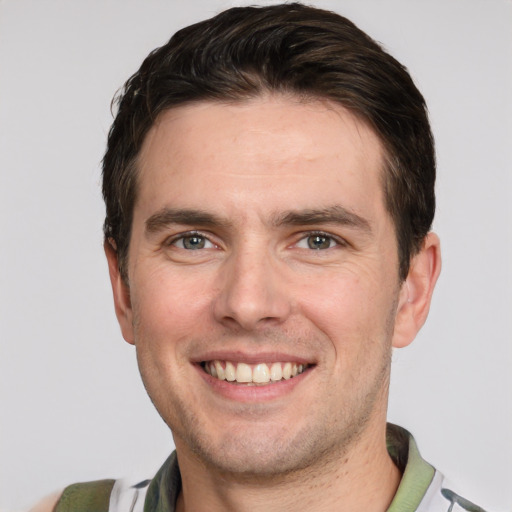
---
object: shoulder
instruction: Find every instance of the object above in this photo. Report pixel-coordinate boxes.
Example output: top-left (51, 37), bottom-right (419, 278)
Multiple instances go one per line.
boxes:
top-left (26, 453), bottom-right (177, 512)
top-left (418, 471), bottom-right (489, 512)
top-left (28, 477), bottom-right (154, 512)
top-left (29, 480), bottom-right (116, 512)
top-left (27, 491), bottom-right (62, 512)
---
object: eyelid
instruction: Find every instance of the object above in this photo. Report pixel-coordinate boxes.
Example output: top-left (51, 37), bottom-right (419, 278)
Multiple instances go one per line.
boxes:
top-left (300, 230), bottom-right (345, 243)
top-left (163, 229), bottom-right (347, 249)
top-left (294, 230), bottom-right (348, 249)
top-left (165, 230), bottom-right (218, 248)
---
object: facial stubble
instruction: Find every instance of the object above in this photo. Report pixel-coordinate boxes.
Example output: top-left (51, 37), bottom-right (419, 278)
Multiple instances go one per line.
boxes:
top-left (133, 308), bottom-right (397, 484)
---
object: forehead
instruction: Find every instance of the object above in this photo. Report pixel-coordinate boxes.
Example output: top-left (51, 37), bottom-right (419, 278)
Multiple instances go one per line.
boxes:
top-left (136, 95), bottom-right (387, 221)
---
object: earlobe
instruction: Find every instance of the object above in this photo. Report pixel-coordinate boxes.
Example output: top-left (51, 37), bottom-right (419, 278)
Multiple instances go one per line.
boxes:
top-left (104, 240), bottom-right (135, 345)
top-left (392, 232), bottom-right (442, 348)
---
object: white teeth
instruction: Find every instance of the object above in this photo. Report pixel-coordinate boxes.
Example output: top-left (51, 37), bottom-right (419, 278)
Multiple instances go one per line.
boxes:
top-left (236, 362), bottom-right (252, 383)
top-left (204, 360), bottom-right (309, 384)
top-left (270, 362), bottom-right (282, 381)
top-left (253, 363), bottom-right (270, 383)
top-left (225, 361), bottom-right (236, 381)
top-left (282, 362), bottom-right (292, 380)
top-left (214, 361), bottom-right (225, 380)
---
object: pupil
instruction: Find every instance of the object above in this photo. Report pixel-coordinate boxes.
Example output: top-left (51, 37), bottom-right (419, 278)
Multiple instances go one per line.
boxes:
top-left (308, 235), bottom-right (329, 250)
top-left (184, 236), bottom-right (205, 249)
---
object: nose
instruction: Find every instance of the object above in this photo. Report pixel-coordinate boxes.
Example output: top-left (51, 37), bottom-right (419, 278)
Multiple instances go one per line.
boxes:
top-left (212, 246), bottom-right (292, 331)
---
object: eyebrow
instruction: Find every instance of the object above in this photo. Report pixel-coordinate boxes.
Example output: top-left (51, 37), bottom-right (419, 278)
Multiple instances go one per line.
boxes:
top-left (145, 205), bottom-right (371, 235)
top-left (272, 206), bottom-right (372, 233)
top-left (145, 208), bottom-right (231, 234)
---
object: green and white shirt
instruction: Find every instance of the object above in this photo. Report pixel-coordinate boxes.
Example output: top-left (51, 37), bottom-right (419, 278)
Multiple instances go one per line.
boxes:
top-left (55, 425), bottom-right (487, 512)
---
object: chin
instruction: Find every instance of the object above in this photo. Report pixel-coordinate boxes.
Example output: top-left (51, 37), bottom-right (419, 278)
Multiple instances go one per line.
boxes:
top-left (198, 437), bottom-right (320, 478)
top-left (177, 416), bottom-right (358, 480)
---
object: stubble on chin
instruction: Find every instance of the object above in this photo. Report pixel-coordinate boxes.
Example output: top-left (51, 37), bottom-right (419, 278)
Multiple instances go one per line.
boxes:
top-left (166, 355), bottom-right (392, 486)
top-left (133, 294), bottom-right (398, 483)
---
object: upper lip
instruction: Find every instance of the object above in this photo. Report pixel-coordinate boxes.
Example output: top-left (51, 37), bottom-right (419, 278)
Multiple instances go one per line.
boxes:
top-left (191, 350), bottom-right (315, 365)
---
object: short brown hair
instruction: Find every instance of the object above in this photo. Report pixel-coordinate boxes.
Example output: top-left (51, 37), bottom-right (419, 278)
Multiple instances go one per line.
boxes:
top-left (103, 2), bottom-right (435, 281)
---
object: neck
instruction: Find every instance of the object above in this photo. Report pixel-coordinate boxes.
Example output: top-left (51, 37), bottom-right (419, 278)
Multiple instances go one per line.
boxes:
top-left (175, 422), bottom-right (401, 512)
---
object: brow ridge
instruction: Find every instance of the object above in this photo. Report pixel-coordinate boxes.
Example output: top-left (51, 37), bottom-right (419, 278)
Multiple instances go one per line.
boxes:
top-left (144, 205), bottom-right (371, 234)
top-left (145, 208), bottom-right (231, 234)
top-left (272, 206), bottom-right (371, 232)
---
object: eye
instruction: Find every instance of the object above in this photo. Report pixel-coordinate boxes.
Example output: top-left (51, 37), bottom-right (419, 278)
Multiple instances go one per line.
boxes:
top-left (171, 233), bottom-right (215, 250)
top-left (296, 233), bottom-right (339, 250)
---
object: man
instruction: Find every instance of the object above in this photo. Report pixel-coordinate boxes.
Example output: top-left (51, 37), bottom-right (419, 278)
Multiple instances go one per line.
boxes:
top-left (33, 3), bottom-right (486, 511)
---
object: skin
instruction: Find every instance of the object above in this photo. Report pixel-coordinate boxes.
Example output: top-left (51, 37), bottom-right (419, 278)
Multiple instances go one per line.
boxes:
top-left (99, 94), bottom-right (441, 512)
top-left (28, 492), bottom-right (61, 512)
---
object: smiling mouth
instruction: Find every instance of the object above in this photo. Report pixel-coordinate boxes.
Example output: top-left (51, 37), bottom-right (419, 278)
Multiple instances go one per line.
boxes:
top-left (201, 361), bottom-right (310, 385)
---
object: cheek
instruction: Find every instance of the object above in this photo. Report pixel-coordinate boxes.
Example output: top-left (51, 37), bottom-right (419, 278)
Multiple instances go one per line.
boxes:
top-left (298, 267), bottom-right (398, 350)
top-left (131, 273), bottom-right (212, 401)
top-left (131, 267), bottom-right (215, 351)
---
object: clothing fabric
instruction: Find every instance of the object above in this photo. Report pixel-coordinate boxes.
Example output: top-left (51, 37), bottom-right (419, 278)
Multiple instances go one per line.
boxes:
top-left (55, 424), bottom-right (487, 512)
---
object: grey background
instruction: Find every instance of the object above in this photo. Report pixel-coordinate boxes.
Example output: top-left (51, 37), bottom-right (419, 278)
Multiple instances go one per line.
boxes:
top-left (1, 1), bottom-right (511, 510)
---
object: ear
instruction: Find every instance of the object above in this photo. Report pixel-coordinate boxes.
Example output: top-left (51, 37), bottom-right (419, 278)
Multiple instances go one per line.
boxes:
top-left (104, 240), bottom-right (135, 345)
top-left (392, 232), bottom-right (441, 349)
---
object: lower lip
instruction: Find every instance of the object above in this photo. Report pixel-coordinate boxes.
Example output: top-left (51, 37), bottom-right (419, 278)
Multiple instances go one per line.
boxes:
top-left (195, 364), bottom-right (312, 403)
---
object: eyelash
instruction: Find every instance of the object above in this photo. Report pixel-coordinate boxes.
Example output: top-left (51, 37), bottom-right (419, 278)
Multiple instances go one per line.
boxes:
top-left (165, 231), bottom-right (215, 249)
top-left (295, 231), bottom-right (346, 250)
top-left (165, 230), bottom-right (345, 251)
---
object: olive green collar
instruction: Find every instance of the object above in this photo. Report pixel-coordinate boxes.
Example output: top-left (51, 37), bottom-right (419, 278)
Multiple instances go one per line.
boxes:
top-left (386, 424), bottom-right (436, 512)
top-left (144, 424), bottom-right (435, 512)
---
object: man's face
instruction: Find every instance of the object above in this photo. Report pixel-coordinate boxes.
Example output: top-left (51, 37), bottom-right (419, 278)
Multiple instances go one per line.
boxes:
top-left (112, 95), bottom-right (410, 477)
